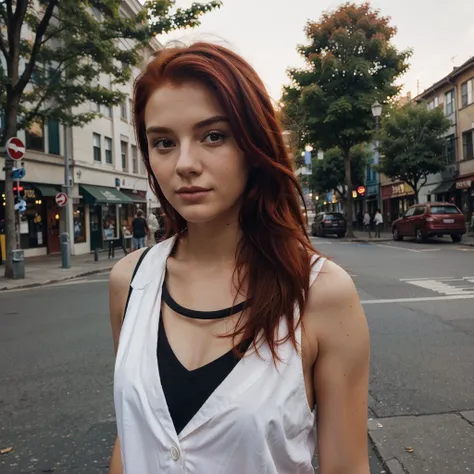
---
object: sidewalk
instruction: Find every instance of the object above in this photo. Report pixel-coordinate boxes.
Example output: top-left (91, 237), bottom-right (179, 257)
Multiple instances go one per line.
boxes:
top-left (0, 251), bottom-right (122, 291)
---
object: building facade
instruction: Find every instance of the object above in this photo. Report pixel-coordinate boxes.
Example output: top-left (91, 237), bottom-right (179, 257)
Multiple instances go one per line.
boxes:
top-left (1, 0), bottom-right (161, 257)
top-left (415, 56), bottom-right (474, 230)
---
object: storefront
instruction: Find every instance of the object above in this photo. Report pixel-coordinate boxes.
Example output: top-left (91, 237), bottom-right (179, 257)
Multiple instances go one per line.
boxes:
top-left (381, 182), bottom-right (415, 227)
top-left (0, 181), bottom-right (62, 256)
top-left (79, 184), bottom-right (134, 251)
top-left (120, 189), bottom-right (148, 228)
top-left (456, 176), bottom-right (474, 231)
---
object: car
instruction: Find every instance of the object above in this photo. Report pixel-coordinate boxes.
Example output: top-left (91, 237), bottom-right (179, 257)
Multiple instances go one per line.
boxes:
top-left (311, 212), bottom-right (346, 238)
top-left (392, 202), bottom-right (466, 243)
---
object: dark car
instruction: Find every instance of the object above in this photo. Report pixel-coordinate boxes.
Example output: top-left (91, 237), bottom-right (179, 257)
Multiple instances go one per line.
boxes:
top-left (311, 212), bottom-right (346, 238)
top-left (392, 202), bottom-right (466, 243)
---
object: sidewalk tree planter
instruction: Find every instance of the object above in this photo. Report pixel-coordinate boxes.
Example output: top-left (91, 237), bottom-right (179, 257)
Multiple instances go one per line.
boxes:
top-left (0, 0), bottom-right (222, 278)
top-left (376, 103), bottom-right (451, 204)
top-left (281, 2), bottom-right (411, 238)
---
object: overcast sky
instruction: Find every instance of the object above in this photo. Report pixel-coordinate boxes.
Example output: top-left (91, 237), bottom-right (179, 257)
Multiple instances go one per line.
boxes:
top-left (157, 0), bottom-right (474, 102)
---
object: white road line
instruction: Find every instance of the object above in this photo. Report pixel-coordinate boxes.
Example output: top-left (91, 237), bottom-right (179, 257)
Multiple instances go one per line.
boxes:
top-left (361, 294), bottom-right (474, 304)
top-left (375, 245), bottom-right (420, 253)
top-left (399, 277), bottom-right (456, 281)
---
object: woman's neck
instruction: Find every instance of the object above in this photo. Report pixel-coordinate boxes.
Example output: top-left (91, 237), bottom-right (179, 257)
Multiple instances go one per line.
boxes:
top-left (177, 215), bottom-right (241, 266)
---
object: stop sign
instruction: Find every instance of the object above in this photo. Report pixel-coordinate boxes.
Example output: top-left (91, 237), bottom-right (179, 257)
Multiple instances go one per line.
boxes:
top-left (6, 137), bottom-right (26, 161)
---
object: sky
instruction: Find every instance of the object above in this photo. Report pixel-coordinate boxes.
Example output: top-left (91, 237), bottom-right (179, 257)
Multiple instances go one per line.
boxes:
top-left (157, 0), bottom-right (474, 102)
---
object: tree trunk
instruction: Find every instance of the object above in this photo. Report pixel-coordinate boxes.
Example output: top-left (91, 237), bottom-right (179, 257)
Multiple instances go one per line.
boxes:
top-left (3, 96), bottom-right (20, 278)
top-left (344, 148), bottom-right (354, 238)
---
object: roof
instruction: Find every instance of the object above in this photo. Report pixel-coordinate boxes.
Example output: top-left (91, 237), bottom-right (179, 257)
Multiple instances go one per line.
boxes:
top-left (414, 55), bottom-right (474, 102)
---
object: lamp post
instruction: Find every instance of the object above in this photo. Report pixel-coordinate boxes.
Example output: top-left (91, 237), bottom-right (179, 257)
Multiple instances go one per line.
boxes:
top-left (371, 101), bottom-right (383, 218)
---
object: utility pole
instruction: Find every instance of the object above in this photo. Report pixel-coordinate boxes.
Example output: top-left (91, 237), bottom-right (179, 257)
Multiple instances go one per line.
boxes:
top-left (60, 124), bottom-right (73, 268)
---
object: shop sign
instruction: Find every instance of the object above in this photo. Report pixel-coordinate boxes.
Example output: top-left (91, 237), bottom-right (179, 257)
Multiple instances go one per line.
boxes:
top-left (100, 190), bottom-right (121, 201)
top-left (24, 189), bottom-right (36, 199)
top-left (391, 183), bottom-right (414, 197)
top-left (456, 179), bottom-right (473, 189)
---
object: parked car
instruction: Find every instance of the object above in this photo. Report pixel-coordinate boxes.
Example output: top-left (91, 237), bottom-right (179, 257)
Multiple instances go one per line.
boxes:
top-left (392, 203), bottom-right (466, 243)
top-left (311, 212), bottom-right (346, 238)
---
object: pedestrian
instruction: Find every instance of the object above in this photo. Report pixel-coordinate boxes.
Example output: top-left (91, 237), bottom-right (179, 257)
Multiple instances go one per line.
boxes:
top-left (131, 209), bottom-right (148, 250)
top-left (363, 210), bottom-right (372, 238)
top-left (374, 209), bottom-right (383, 238)
top-left (147, 210), bottom-right (159, 246)
top-left (108, 42), bottom-right (370, 474)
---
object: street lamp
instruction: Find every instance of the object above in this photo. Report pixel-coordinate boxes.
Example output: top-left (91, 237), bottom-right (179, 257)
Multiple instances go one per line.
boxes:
top-left (371, 101), bottom-right (383, 218)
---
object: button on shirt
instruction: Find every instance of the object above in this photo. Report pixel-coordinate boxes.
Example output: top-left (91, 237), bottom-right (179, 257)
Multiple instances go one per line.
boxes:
top-left (114, 237), bottom-right (326, 474)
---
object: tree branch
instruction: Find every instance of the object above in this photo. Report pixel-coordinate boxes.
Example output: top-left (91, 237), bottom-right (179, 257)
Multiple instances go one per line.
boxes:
top-left (15, 0), bottom-right (59, 94)
top-left (0, 28), bottom-right (8, 61)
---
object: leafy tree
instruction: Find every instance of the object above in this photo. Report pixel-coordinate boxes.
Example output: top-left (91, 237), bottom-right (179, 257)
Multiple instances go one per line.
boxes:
top-left (0, 0), bottom-right (221, 277)
top-left (281, 2), bottom-right (411, 237)
top-left (311, 145), bottom-right (369, 200)
top-left (377, 102), bottom-right (451, 203)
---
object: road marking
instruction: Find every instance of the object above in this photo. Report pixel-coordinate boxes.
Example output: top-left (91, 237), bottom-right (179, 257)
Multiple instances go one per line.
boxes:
top-left (376, 245), bottom-right (441, 253)
top-left (399, 277), bottom-right (457, 281)
top-left (402, 277), bottom-right (474, 296)
top-left (361, 294), bottom-right (474, 304)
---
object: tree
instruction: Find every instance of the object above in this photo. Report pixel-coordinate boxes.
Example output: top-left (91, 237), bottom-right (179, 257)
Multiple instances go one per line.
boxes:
top-left (0, 0), bottom-right (221, 278)
top-left (311, 145), bottom-right (369, 201)
top-left (281, 2), bottom-right (411, 237)
top-left (377, 102), bottom-right (451, 203)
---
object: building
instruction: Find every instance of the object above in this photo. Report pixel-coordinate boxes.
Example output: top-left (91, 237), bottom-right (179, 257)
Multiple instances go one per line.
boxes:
top-left (0, 0), bottom-right (161, 257)
top-left (414, 56), bottom-right (474, 229)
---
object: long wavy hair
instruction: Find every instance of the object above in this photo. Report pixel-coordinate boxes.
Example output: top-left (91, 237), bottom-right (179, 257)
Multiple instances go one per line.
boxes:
top-left (133, 42), bottom-right (316, 360)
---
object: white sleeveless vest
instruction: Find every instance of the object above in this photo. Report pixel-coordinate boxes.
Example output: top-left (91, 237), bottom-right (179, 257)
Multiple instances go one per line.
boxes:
top-left (114, 237), bottom-right (325, 474)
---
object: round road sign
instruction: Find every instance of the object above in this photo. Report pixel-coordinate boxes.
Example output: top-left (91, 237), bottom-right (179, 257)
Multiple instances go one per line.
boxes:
top-left (6, 137), bottom-right (26, 161)
top-left (55, 192), bottom-right (68, 207)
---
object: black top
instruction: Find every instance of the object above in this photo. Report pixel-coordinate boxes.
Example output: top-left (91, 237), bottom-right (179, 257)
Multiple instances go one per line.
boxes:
top-left (158, 280), bottom-right (251, 434)
top-left (131, 217), bottom-right (148, 239)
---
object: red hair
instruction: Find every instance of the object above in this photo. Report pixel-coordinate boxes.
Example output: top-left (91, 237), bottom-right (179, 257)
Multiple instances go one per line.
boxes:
top-left (133, 42), bottom-right (315, 360)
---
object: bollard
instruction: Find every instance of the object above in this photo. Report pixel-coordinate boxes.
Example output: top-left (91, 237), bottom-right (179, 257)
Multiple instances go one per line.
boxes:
top-left (94, 248), bottom-right (99, 262)
top-left (60, 233), bottom-right (70, 269)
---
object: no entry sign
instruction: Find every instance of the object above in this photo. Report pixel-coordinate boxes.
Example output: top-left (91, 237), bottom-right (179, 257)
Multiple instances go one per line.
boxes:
top-left (55, 192), bottom-right (68, 207)
top-left (6, 137), bottom-right (26, 161)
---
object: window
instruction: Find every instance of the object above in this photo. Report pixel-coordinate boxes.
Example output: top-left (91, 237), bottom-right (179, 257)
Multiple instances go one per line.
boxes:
top-left (404, 207), bottom-right (416, 217)
top-left (462, 130), bottom-right (473, 161)
top-left (121, 141), bottom-right (128, 170)
top-left (93, 133), bottom-right (101, 162)
top-left (25, 121), bottom-right (45, 152)
top-left (101, 104), bottom-right (112, 118)
top-left (129, 98), bottom-right (134, 122)
top-left (47, 119), bottom-right (60, 155)
top-left (414, 206), bottom-right (425, 216)
top-left (120, 100), bottom-right (127, 120)
top-left (427, 96), bottom-right (439, 110)
top-left (0, 109), bottom-right (5, 141)
top-left (430, 205), bottom-right (461, 215)
top-left (445, 135), bottom-right (456, 164)
top-left (104, 137), bottom-right (113, 164)
top-left (461, 79), bottom-right (473, 108)
top-left (103, 204), bottom-right (119, 240)
top-left (73, 204), bottom-right (86, 243)
top-left (445, 89), bottom-right (455, 115)
top-left (139, 150), bottom-right (146, 175)
top-left (131, 144), bottom-right (138, 173)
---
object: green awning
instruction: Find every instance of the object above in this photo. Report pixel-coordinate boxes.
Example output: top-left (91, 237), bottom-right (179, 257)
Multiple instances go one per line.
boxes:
top-left (35, 184), bottom-right (61, 197)
top-left (120, 189), bottom-right (147, 203)
top-left (80, 184), bottom-right (134, 204)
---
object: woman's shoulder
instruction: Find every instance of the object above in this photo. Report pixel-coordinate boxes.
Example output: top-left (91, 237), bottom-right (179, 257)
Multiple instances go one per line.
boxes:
top-left (305, 257), bottom-right (367, 349)
top-left (109, 248), bottom-right (148, 291)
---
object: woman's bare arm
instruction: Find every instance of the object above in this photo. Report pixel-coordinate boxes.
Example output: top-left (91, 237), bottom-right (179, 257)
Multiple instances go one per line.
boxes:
top-left (108, 250), bottom-right (147, 474)
top-left (309, 260), bottom-right (370, 474)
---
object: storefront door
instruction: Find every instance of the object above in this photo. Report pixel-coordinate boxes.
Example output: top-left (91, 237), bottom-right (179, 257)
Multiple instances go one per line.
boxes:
top-left (46, 200), bottom-right (61, 254)
top-left (90, 205), bottom-right (103, 251)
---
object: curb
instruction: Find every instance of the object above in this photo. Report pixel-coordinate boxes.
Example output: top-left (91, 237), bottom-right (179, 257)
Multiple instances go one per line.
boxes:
top-left (0, 266), bottom-right (114, 292)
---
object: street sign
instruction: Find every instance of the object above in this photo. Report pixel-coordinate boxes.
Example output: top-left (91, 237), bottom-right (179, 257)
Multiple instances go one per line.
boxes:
top-left (6, 137), bottom-right (26, 161)
top-left (12, 167), bottom-right (26, 180)
top-left (14, 199), bottom-right (26, 212)
top-left (55, 192), bottom-right (68, 207)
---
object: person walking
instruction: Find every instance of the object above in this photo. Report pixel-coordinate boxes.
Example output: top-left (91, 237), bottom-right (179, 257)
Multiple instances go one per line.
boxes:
top-left (374, 209), bottom-right (383, 238)
top-left (147, 210), bottom-right (160, 246)
top-left (131, 209), bottom-right (149, 250)
top-left (363, 210), bottom-right (372, 238)
top-left (108, 42), bottom-right (370, 474)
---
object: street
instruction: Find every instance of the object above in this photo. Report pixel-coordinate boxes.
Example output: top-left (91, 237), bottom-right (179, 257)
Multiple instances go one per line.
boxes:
top-left (1, 239), bottom-right (473, 473)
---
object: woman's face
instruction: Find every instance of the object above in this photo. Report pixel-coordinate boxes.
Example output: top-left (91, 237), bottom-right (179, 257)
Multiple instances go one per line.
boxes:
top-left (144, 81), bottom-right (248, 225)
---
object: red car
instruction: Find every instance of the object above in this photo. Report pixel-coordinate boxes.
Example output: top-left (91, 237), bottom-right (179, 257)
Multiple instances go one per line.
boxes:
top-left (392, 202), bottom-right (466, 243)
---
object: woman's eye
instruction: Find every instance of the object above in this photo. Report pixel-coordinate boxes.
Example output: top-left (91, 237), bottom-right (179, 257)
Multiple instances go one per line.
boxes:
top-left (202, 131), bottom-right (226, 144)
top-left (153, 138), bottom-right (175, 150)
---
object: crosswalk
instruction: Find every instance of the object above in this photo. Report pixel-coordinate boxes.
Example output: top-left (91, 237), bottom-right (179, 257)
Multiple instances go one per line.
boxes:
top-left (402, 277), bottom-right (474, 296)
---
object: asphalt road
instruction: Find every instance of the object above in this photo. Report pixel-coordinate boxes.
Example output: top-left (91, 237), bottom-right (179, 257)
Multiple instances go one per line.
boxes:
top-left (1, 237), bottom-right (473, 473)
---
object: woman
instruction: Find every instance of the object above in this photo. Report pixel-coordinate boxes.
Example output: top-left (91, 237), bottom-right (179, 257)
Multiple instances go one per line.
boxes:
top-left (109, 43), bottom-right (370, 474)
